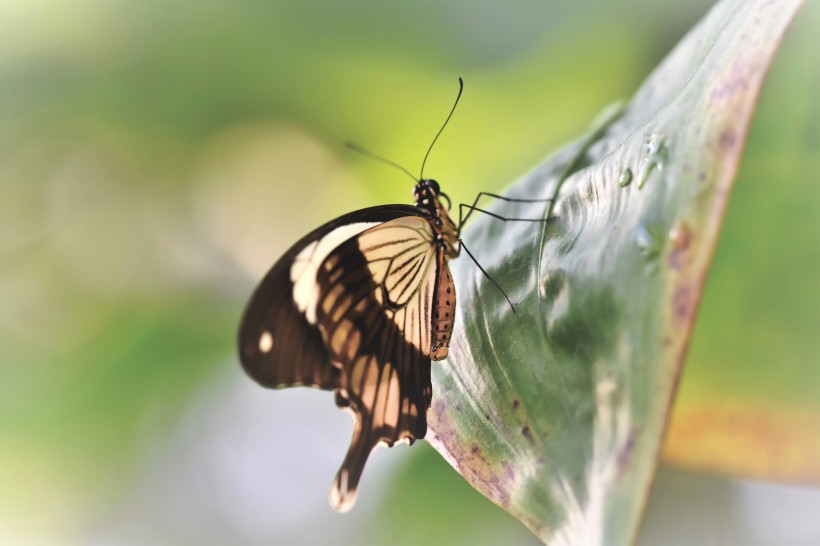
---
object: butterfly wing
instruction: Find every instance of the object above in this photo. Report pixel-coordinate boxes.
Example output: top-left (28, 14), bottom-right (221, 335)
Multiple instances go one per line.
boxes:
top-left (238, 205), bottom-right (426, 390)
top-left (238, 206), bottom-right (443, 512)
top-left (312, 215), bottom-right (442, 511)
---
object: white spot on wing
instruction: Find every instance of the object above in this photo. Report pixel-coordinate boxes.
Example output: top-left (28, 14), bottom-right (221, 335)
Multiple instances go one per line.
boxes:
top-left (259, 331), bottom-right (274, 352)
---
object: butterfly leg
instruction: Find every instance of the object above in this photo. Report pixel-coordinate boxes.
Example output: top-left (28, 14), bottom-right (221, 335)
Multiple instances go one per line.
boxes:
top-left (455, 195), bottom-right (554, 312)
top-left (458, 238), bottom-right (517, 313)
top-left (457, 192), bottom-right (553, 233)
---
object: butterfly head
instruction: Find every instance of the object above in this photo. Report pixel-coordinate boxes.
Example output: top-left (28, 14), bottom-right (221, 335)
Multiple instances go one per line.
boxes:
top-left (414, 179), bottom-right (450, 211)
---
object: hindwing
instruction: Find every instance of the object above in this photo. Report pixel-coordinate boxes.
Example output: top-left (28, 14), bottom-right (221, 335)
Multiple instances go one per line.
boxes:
top-left (313, 216), bottom-right (439, 511)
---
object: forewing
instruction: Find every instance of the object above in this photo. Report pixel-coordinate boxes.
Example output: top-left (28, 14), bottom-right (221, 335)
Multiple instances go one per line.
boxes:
top-left (313, 216), bottom-right (439, 511)
top-left (237, 205), bottom-right (425, 391)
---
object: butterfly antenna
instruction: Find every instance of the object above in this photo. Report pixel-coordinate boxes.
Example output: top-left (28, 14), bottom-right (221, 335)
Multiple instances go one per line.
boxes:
top-left (345, 141), bottom-right (417, 183)
top-left (419, 77), bottom-right (464, 180)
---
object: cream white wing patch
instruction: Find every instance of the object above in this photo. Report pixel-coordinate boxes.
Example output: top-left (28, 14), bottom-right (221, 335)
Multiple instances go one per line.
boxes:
top-left (290, 222), bottom-right (378, 324)
top-left (356, 216), bottom-right (436, 307)
top-left (389, 265), bottom-right (433, 357)
top-left (355, 216), bottom-right (436, 351)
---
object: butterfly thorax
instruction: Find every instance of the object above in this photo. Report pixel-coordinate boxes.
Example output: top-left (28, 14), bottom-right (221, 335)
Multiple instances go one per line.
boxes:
top-left (414, 179), bottom-right (459, 258)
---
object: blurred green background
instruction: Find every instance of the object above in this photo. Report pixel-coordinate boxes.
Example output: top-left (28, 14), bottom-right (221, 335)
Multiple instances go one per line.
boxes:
top-left (1, 0), bottom-right (817, 544)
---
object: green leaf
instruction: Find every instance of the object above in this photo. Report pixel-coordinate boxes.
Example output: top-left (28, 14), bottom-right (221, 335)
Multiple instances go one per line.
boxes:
top-left (426, 0), bottom-right (804, 544)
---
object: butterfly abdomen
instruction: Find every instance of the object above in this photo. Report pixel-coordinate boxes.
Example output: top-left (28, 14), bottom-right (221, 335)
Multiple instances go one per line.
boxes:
top-left (431, 249), bottom-right (455, 361)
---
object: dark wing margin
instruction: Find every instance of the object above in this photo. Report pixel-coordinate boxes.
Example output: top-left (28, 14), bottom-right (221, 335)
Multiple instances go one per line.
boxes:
top-left (238, 254), bottom-right (340, 389)
top-left (313, 216), bottom-right (438, 512)
top-left (237, 205), bottom-right (426, 391)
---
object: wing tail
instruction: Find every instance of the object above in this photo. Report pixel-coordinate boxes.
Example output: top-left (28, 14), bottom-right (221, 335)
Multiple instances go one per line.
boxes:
top-left (328, 419), bottom-right (377, 513)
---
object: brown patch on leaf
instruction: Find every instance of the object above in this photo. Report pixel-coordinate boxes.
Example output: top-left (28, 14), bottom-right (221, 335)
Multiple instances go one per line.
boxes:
top-left (667, 222), bottom-right (693, 270)
top-left (433, 397), bottom-right (447, 418)
top-left (719, 128), bottom-right (738, 150)
top-left (617, 429), bottom-right (638, 474)
top-left (428, 402), bottom-right (513, 507)
top-left (502, 460), bottom-right (517, 483)
top-left (672, 285), bottom-right (693, 322)
top-left (521, 425), bottom-right (535, 445)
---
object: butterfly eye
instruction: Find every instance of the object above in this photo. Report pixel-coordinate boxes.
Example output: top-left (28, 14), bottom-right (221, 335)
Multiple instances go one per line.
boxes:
top-left (425, 179), bottom-right (440, 194)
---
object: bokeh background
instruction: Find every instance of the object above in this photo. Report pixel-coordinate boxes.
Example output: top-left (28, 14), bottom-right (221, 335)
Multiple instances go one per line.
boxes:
top-left (1, 0), bottom-right (818, 544)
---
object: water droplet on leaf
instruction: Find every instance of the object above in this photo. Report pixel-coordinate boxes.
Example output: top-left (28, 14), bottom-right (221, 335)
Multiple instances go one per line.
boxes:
top-left (618, 168), bottom-right (633, 187)
top-left (636, 223), bottom-right (663, 264)
top-left (636, 134), bottom-right (668, 189)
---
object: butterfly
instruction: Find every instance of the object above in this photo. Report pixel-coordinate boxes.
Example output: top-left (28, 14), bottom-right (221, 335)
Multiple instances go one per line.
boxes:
top-left (238, 78), bottom-right (549, 512)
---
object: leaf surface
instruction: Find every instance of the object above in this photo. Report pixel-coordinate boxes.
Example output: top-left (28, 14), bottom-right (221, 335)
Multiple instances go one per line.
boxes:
top-left (426, 0), bottom-right (805, 543)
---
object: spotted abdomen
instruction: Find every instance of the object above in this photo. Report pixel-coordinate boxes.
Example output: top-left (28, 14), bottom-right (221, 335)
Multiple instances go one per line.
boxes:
top-left (431, 251), bottom-right (455, 361)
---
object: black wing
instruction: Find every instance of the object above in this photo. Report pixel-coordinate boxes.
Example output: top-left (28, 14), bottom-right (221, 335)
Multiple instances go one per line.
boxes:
top-left (238, 204), bottom-right (426, 390)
